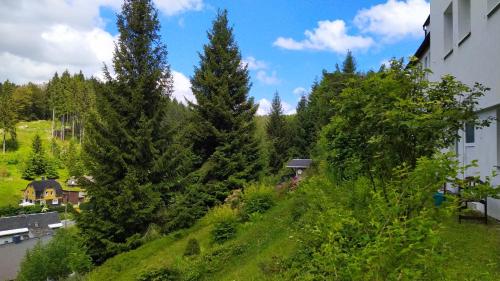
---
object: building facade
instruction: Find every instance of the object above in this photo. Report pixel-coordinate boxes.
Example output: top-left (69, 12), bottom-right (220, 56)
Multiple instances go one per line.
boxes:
top-left (416, 0), bottom-right (500, 219)
top-left (21, 179), bottom-right (63, 206)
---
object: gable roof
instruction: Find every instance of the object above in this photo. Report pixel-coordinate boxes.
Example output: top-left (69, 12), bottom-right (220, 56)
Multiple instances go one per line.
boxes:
top-left (286, 159), bottom-right (312, 169)
top-left (0, 212), bottom-right (60, 236)
top-left (26, 179), bottom-right (63, 198)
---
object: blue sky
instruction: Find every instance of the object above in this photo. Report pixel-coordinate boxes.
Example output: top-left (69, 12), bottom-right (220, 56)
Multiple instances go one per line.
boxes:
top-left (0, 0), bottom-right (429, 114)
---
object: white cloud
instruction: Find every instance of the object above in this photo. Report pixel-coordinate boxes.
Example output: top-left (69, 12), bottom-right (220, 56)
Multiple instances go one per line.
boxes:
top-left (292, 87), bottom-right (309, 96)
top-left (256, 70), bottom-right (280, 85)
top-left (172, 71), bottom-right (195, 104)
top-left (257, 98), bottom-right (296, 116)
top-left (0, 0), bottom-right (200, 88)
top-left (154, 0), bottom-right (203, 16)
top-left (241, 56), bottom-right (267, 71)
top-left (273, 20), bottom-right (374, 54)
top-left (354, 0), bottom-right (430, 41)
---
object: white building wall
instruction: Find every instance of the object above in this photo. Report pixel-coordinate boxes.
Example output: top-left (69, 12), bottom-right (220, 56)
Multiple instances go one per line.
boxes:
top-left (429, 0), bottom-right (500, 219)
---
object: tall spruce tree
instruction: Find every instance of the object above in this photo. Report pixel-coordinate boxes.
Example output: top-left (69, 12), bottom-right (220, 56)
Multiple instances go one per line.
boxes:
top-left (0, 80), bottom-right (17, 153)
top-left (266, 92), bottom-right (289, 172)
top-left (292, 95), bottom-right (313, 158)
top-left (342, 50), bottom-right (357, 74)
top-left (190, 10), bottom-right (262, 197)
top-left (78, 0), bottom-right (175, 263)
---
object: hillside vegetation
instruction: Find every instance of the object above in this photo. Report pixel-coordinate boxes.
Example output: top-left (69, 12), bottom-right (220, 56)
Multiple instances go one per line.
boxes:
top-left (0, 121), bottom-right (73, 207)
top-left (86, 174), bottom-right (500, 281)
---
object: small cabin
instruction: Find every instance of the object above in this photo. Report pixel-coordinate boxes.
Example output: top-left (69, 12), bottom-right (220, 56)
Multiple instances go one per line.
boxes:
top-left (286, 159), bottom-right (312, 177)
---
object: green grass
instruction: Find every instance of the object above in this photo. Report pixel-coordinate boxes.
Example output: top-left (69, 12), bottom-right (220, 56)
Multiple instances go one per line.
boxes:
top-left (0, 120), bottom-right (72, 207)
top-left (86, 195), bottom-right (299, 281)
top-left (441, 216), bottom-right (500, 280)
top-left (85, 179), bottom-right (500, 281)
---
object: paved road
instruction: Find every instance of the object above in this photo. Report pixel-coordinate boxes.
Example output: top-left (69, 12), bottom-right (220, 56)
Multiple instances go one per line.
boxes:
top-left (0, 236), bottom-right (52, 281)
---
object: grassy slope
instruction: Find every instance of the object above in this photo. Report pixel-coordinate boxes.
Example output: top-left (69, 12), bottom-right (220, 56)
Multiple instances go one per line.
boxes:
top-left (87, 195), bottom-right (298, 281)
top-left (0, 121), bottom-right (71, 207)
top-left (86, 177), bottom-right (500, 281)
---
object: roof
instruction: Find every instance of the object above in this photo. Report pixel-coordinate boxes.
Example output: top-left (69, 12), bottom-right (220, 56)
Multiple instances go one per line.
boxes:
top-left (26, 179), bottom-right (63, 198)
top-left (414, 33), bottom-right (430, 59)
top-left (286, 159), bottom-right (312, 169)
top-left (0, 212), bottom-right (61, 236)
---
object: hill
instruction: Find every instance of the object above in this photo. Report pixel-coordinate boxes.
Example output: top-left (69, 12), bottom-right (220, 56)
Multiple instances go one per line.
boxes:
top-left (0, 121), bottom-right (72, 207)
top-left (86, 175), bottom-right (500, 281)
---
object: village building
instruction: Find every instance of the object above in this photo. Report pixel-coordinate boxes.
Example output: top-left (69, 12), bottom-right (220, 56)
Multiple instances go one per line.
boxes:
top-left (415, 0), bottom-right (500, 219)
top-left (64, 176), bottom-right (88, 206)
top-left (21, 179), bottom-right (63, 206)
top-left (286, 159), bottom-right (312, 177)
top-left (0, 212), bottom-right (61, 244)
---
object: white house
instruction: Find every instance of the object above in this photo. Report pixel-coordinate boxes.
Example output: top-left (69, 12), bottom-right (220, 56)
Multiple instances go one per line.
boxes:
top-left (415, 0), bottom-right (500, 219)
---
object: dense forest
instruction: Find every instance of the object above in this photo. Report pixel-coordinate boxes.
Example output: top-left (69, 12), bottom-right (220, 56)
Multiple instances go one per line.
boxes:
top-left (3, 0), bottom-right (500, 280)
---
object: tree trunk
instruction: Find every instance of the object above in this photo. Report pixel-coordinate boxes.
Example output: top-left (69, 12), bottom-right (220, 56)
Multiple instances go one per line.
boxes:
top-left (2, 129), bottom-right (5, 154)
top-left (51, 108), bottom-right (55, 139)
top-left (72, 115), bottom-right (75, 140)
top-left (61, 115), bottom-right (65, 141)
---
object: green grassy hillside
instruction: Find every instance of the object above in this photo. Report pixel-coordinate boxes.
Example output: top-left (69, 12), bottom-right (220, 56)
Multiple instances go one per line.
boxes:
top-left (0, 121), bottom-right (71, 207)
top-left (86, 176), bottom-right (500, 281)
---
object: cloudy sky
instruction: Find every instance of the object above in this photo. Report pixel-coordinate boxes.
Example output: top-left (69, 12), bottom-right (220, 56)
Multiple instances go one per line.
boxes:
top-left (0, 0), bottom-right (429, 115)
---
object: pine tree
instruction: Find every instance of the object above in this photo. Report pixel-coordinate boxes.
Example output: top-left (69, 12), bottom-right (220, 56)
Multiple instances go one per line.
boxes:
top-left (342, 50), bottom-right (357, 74)
top-left (22, 135), bottom-right (48, 180)
top-left (0, 80), bottom-right (17, 153)
top-left (292, 95), bottom-right (313, 158)
top-left (266, 92), bottom-right (290, 172)
top-left (78, 0), bottom-right (176, 263)
top-left (190, 10), bottom-right (262, 197)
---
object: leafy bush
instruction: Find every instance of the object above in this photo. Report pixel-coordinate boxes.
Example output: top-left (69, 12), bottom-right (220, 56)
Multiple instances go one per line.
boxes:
top-left (0, 204), bottom-right (43, 217)
top-left (136, 267), bottom-right (180, 281)
top-left (241, 184), bottom-right (275, 218)
top-left (17, 229), bottom-right (92, 281)
top-left (211, 220), bottom-right (237, 243)
top-left (184, 238), bottom-right (201, 257)
top-left (0, 166), bottom-right (9, 177)
top-left (203, 204), bottom-right (238, 225)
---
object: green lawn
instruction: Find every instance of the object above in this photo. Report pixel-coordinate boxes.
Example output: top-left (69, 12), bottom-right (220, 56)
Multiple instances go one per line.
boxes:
top-left (0, 120), bottom-right (71, 207)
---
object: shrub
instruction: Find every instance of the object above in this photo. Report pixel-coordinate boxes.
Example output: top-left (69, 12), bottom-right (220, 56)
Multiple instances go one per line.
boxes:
top-left (0, 166), bottom-right (9, 177)
top-left (241, 184), bottom-right (276, 218)
top-left (183, 238), bottom-right (201, 257)
top-left (211, 220), bottom-right (237, 243)
top-left (203, 204), bottom-right (238, 225)
top-left (136, 267), bottom-right (180, 281)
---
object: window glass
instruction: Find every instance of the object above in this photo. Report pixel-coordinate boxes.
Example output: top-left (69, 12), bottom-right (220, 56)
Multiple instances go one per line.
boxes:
top-left (488, 0), bottom-right (500, 13)
top-left (458, 0), bottom-right (471, 40)
top-left (465, 122), bottom-right (475, 143)
top-left (444, 3), bottom-right (453, 54)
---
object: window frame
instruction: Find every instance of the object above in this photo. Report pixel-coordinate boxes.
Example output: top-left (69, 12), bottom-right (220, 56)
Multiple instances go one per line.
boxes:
top-left (443, 2), bottom-right (454, 59)
top-left (465, 122), bottom-right (475, 145)
top-left (488, 0), bottom-right (500, 18)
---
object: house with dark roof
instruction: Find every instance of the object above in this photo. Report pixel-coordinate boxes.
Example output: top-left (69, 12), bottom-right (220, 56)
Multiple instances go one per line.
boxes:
top-left (21, 179), bottom-right (63, 206)
top-left (0, 212), bottom-right (61, 244)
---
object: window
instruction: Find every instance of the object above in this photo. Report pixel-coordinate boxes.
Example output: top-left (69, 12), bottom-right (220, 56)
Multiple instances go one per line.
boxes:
top-left (488, 0), bottom-right (500, 17)
top-left (465, 122), bottom-right (475, 144)
top-left (444, 3), bottom-right (453, 57)
top-left (458, 0), bottom-right (471, 44)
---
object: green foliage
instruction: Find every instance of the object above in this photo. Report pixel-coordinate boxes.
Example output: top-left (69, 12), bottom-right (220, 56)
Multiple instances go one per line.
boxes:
top-left (266, 92), bottom-right (291, 172)
top-left (241, 184), bottom-right (275, 218)
top-left (17, 229), bottom-right (92, 281)
top-left (211, 220), bottom-right (238, 243)
top-left (0, 204), bottom-right (43, 217)
top-left (22, 134), bottom-right (49, 180)
top-left (321, 59), bottom-right (490, 183)
top-left (137, 268), bottom-right (180, 281)
top-left (77, 0), bottom-right (181, 263)
top-left (189, 9), bottom-right (263, 194)
top-left (45, 158), bottom-right (59, 179)
top-left (0, 80), bottom-right (18, 154)
top-left (11, 82), bottom-right (50, 121)
top-left (184, 238), bottom-right (201, 257)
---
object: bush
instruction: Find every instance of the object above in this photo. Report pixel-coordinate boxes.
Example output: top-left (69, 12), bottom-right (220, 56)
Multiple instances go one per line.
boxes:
top-left (0, 166), bottom-right (9, 177)
top-left (241, 184), bottom-right (276, 218)
top-left (211, 220), bottom-right (237, 243)
top-left (136, 267), bottom-right (180, 281)
top-left (17, 229), bottom-right (92, 281)
top-left (184, 238), bottom-right (201, 257)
